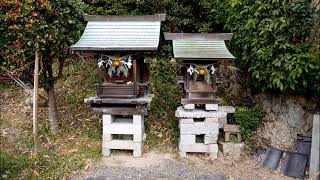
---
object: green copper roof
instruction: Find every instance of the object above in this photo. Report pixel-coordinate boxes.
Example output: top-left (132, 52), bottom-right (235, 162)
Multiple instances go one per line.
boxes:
top-left (165, 33), bottom-right (235, 60)
top-left (70, 14), bottom-right (165, 51)
top-left (172, 40), bottom-right (235, 60)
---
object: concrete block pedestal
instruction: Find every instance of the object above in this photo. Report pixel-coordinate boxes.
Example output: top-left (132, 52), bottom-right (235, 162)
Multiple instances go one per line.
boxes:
top-left (102, 114), bottom-right (144, 157)
top-left (178, 117), bottom-right (219, 159)
top-left (176, 105), bottom-right (235, 159)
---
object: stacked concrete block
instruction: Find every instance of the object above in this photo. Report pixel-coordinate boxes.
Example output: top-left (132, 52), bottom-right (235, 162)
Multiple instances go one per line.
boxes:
top-left (176, 106), bottom-right (235, 159)
top-left (178, 117), bottom-right (219, 159)
top-left (102, 114), bottom-right (144, 157)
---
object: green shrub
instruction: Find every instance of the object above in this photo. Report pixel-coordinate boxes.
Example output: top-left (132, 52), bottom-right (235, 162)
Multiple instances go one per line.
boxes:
top-left (234, 106), bottom-right (263, 141)
top-left (215, 0), bottom-right (319, 94)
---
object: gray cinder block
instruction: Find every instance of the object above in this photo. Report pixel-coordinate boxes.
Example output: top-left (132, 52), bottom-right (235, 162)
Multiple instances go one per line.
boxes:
top-left (180, 122), bottom-right (219, 135)
top-left (180, 135), bottom-right (196, 145)
top-left (183, 104), bottom-right (195, 110)
top-left (175, 106), bottom-right (229, 118)
top-left (103, 114), bottom-right (114, 125)
top-left (204, 134), bottom-right (218, 144)
top-left (103, 134), bottom-right (112, 142)
top-left (133, 115), bottom-right (143, 125)
top-left (179, 143), bottom-right (218, 159)
top-left (205, 104), bottom-right (219, 111)
top-left (218, 117), bottom-right (227, 128)
top-left (176, 108), bottom-right (230, 129)
top-left (102, 140), bottom-right (143, 157)
top-left (205, 117), bottom-right (219, 124)
top-left (180, 118), bottom-right (194, 124)
top-left (103, 123), bottom-right (143, 136)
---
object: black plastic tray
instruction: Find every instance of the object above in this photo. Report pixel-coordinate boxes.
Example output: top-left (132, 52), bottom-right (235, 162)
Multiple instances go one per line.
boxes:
top-left (262, 147), bottom-right (283, 170)
top-left (281, 151), bottom-right (308, 178)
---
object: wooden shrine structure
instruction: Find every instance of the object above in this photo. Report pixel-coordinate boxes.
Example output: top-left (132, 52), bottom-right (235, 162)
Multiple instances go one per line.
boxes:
top-left (164, 33), bottom-right (235, 105)
top-left (70, 14), bottom-right (166, 115)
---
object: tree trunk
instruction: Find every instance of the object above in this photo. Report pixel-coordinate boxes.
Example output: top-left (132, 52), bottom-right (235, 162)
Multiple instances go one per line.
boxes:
top-left (47, 82), bottom-right (59, 134)
top-left (307, 1), bottom-right (320, 46)
top-left (307, 15), bottom-right (320, 46)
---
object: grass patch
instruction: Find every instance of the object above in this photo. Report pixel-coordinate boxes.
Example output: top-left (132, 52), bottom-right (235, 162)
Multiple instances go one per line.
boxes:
top-left (0, 152), bottom-right (31, 179)
top-left (0, 83), bottom-right (11, 92)
top-left (1, 60), bottom-right (102, 179)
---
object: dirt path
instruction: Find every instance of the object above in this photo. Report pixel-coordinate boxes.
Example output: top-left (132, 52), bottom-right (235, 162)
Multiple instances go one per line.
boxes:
top-left (75, 151), bottom-right (292, 180)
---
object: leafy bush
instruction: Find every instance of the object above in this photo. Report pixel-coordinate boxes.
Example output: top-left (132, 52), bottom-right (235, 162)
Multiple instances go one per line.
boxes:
top-left (234, 106), bottom-right (264, 141)
top-left (215, 0), bottom-right (319, 94)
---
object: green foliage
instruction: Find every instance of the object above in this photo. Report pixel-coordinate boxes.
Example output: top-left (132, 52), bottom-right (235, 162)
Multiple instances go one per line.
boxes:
top-left (215, 0), bottom-right (320, 94)
top-left (0, 152), bottom-right (31, 179)
top-left (1, 0), bottom-right (85, 87)
top-left (145, 57), bottom-right (181, 149)
top-left (234, 106), bottom-right (263, 141)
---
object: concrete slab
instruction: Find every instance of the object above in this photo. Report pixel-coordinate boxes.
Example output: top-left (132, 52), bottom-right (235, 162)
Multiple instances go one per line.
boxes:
top-left (103, 123), bottom-right (143, 135)
top-left (179, 143), bottom-right (218, 153)
top-left (205, 104), bottom-right (219, 111)
top-left (175, 106), bottom-right (233, 118)
top-left (180, 135), bottom-right (196, 145)
top-left (219, 106), bottom-right (235, 114)
top-left (179, 143), bottom-right (219, 159)
top-left (180, 118), bottom-right (194, 124)
top-left (205, 118), bottom-right (219, 124)
top-left (204, 134), bottom-right (218, 144)
top-left (180, 122), bottom-right (219, 135)
top-left (102, 140), bottom-right (143, 157)
top-left (183, 104), bottom-right (195, 110)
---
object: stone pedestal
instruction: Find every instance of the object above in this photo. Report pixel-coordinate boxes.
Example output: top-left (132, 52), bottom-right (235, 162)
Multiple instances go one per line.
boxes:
top-left (102, 114), bottom-right (144, 157)
top-left (176, 105), bottom-right (235, 159)
top-left (218, 142), bottom-right (245, 157)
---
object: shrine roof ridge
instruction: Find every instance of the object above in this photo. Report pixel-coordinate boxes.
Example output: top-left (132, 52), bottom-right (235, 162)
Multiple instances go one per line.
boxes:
top-left (84, 14), bottom-right (166, 22)
top-left (164, 33), bottom-right (233, 41)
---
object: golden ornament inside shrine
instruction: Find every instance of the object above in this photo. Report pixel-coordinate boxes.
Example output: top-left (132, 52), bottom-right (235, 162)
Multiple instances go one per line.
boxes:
top-left (199, 69), bottom-right (206, 76)
top-left (113, 59), bottom-right (120, 67)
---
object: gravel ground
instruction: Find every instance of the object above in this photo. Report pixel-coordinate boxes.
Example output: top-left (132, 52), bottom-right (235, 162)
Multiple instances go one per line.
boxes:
top-left (84, 160), bottom-right (225, 180)
top-left (77, 151), bottom-right (292, 180)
